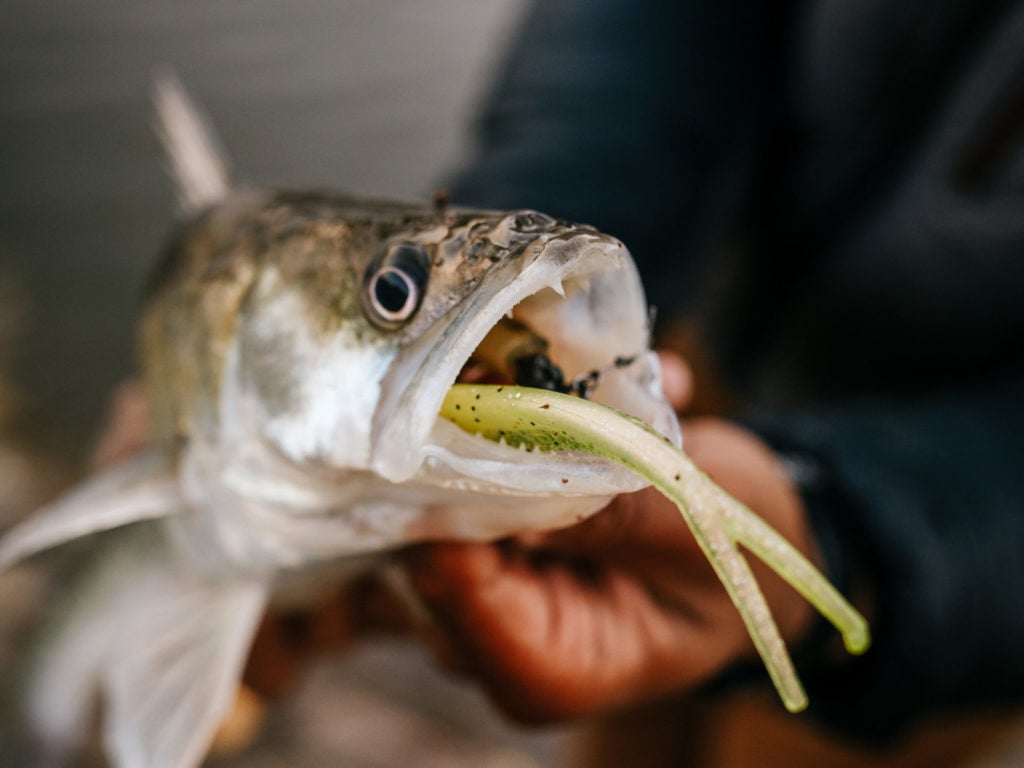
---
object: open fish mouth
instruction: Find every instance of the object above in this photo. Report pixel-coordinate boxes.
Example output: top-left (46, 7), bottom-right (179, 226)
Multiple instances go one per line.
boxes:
top-left (371, 226), bottom-right (681, 498)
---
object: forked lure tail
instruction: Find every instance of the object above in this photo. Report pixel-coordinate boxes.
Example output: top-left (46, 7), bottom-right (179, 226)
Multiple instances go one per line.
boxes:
top-left (440, 384), bottom-right (870, 712)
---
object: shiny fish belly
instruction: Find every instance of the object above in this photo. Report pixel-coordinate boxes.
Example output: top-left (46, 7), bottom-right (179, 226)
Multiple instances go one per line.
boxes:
top-left (0, 81), bottom-right (679, 767)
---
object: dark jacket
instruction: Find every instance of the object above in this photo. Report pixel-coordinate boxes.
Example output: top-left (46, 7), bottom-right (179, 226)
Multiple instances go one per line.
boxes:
top-left (449, 0), bottom-right (1024, 741)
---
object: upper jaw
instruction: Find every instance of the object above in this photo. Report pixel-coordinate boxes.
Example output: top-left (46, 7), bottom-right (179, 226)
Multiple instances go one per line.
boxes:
top-left (369, 229), bottom-right (680, 493)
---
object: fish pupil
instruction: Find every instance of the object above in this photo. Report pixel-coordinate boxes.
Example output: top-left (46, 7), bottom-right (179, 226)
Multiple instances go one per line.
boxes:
top-left (364, 241), bottom-right (430, 326)
top-left (373, 268), bottom-right (413, 314)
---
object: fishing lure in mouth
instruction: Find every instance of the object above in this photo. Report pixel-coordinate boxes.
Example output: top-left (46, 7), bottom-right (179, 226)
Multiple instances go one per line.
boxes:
top-left (463, 316), bottom-right (635, 398)
top-left (441, 383), bottom-right (869, 713)
top-left (0, 72), bottom-right (866, 768)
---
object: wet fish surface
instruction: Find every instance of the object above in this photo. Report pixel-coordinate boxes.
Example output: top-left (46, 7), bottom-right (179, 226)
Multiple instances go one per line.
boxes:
top-left (0, 76), bottom-right (678, 768)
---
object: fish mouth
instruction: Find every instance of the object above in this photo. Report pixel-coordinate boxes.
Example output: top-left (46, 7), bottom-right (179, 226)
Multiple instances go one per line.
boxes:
top-left (371, 228), bottom-right (680, 502)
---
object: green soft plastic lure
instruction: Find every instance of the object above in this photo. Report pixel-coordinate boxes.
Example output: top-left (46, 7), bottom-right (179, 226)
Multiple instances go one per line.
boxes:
top-left (441, 383), bottom-right (870, 713)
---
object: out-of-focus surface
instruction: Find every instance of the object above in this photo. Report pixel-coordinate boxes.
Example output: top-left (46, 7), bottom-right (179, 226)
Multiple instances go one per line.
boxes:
top-left (0, 2), bottom-right (581, 766)
top-left (5, 3), bottom-right (1024, 767)
top-left (0, 0), bottom-right (525, 466)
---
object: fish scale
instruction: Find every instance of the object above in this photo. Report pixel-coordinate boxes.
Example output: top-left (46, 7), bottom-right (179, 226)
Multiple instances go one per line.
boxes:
top-left (0, 74), bottom-right (864, 768)
top-left (0, 74), bottom-right (678, 768)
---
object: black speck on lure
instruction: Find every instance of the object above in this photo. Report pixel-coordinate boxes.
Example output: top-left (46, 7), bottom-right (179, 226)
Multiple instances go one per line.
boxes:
top-left (441, 384), bottom-right (869, 713)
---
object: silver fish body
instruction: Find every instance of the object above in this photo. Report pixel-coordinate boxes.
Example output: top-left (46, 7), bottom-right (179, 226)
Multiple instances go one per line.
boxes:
top-left (143, 188), bottom-right (677, 574)
top-left (0, 80), bottom-right (679, 768)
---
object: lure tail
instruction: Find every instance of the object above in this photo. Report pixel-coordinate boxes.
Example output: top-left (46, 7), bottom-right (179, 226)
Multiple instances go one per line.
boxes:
top-left (440, 385), bottom-right (870, 713)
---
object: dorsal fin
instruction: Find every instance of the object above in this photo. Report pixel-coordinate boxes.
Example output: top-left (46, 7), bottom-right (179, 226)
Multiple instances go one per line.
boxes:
top-left (152, 68), bottom-right (232, 214)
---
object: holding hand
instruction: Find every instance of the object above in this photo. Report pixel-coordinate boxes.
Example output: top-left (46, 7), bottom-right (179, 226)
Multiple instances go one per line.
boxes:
top-left (91, 353), bottom-right (821, 727)
top-left (404, 410), bottom-right (816, 722)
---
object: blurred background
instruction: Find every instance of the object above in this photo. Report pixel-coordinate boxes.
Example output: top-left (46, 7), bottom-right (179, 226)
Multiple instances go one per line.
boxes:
top-left (0, 1), bottom-right (590, 765)
top-left (0, 0), bottom-right (525, 467)
top-left (5, 3), bottom-right (1024, 768)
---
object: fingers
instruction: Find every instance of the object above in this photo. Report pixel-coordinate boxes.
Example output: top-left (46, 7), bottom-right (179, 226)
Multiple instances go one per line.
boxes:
top-left (404, 541), bottom-right (740, 723)
top-left (679, 418), bottom-right (817, 645)
top-left (406, 540), bottom-right (612, 721)
top-left (537, 488), bottom-right (706, 572)
top-left (242, 572), bottom-right (414, 698)
top-left (243, 600), bottom-right (350, 698)
top-left (655, 350), bottom-right (693, 412)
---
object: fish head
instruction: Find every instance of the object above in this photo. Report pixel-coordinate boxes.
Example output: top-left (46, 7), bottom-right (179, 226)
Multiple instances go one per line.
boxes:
top-left (146, 190), bottom-right (679, 537)
top-left (366, 206), bottom-right (681, 484)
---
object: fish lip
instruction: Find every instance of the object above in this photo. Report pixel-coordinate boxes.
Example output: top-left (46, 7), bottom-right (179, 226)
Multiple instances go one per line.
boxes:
top-left (369, 229), bottom-right (679, 487)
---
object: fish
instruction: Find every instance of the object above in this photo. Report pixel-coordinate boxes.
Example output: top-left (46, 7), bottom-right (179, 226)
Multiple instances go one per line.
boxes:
top-left (0, 74), bottom-right (681, 768)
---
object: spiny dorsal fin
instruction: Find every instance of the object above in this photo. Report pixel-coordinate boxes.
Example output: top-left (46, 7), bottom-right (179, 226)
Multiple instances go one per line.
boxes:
top-left (152, 68), bottom-right (232, 214)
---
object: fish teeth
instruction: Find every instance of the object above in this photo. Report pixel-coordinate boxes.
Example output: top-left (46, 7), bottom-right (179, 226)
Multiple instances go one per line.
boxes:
top-left (550, 280), bottom-right (565, 298)
top-left (505, 307), bottom-right (515, 320)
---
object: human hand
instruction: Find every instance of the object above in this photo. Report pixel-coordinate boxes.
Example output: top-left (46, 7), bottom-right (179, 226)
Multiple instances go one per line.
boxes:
top-left (240, 350), bottom-right (703, 699)
top-left (237, 351), bottom-right (817, 725)
top-left (88, 355), bottom-right (815, 728)
top-left (402, 357), bottom-right (816, 722)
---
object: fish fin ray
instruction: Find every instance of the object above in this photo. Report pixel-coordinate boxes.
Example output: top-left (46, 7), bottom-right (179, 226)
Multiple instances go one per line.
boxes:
top-left (0, 451), bottom-right (180, 570)
top-left (26, 526), bottom-right (267, 768)
top-left (151, 68), bottom-right (233, 214)
top-left (101, 544), bottom-right (266, 768)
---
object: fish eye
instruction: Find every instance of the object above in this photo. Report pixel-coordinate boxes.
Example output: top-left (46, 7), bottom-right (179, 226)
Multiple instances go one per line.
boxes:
top-left (368, 266), bottom-right (419, 320)
top-left (363, 243), bottom-right (430, 328)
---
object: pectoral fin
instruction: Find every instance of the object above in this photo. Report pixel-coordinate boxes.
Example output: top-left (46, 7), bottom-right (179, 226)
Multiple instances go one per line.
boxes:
top-left (0, 451), bottom-right (179, 570)
top-left (28, 525), bottom-right (267, 768)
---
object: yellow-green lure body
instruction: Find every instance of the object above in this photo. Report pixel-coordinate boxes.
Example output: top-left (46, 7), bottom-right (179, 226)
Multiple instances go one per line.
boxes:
top-left (441, 383), bottom-right (870, 713)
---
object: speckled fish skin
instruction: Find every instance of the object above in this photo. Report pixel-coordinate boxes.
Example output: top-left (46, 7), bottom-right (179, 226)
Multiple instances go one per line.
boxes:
top-left (142, 190), bottom-right (602, 452)
top-left (0, 189), bottom-right (677, 768)
top-left (0, 79), bottom-right (679, 768)
top-left (137, 189), bottom-right (676, 577)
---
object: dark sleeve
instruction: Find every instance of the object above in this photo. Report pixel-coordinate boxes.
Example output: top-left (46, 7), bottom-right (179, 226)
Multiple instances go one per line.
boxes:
top-left (449, 0), bottom-right (1024, 743)
top-left (447, 0), bottom-right (790, 311)
top-left (743, 12), bottom-right (1024, 738)
top-left (726, 1), bottom-right (1024, 392)
top-left (745, 370), bottom-right (1024, 741)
